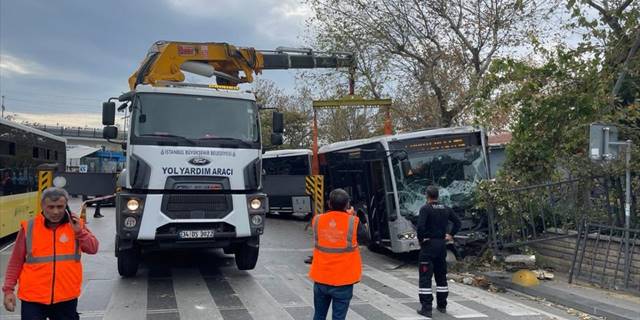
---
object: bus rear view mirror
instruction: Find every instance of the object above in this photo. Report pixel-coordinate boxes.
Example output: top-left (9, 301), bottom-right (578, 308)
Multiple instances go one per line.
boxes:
top-left (401, 159), bottom-right (412, 176)
top-left (103, 126), bottom-right (118, 139)
top-left (102, 102), bottom-right (116, 125)
top-left (272, 112), bottom-right (284, 134)
top-left (271, 133), bottom-right (283, 146)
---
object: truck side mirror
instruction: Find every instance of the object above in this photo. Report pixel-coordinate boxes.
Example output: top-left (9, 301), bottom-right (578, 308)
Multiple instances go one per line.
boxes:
top-left (103, 102), bottom-right (116, 125)
top-left (271, 133), bottom-right (283, 146)
top-left (103, 126), bottom-right (118, 139)
top-left (401, 159), bottom-right (412, 176)
top-left (272, 112), bottom-right (284, 134)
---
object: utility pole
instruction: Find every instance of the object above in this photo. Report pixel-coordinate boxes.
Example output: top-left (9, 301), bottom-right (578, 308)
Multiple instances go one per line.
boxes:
top-left (1, 95), bottom-right (5, 119)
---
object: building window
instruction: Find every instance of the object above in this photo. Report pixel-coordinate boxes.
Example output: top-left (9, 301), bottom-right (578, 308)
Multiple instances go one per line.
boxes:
top-left (33, 147), bottom-right (39, 159)
top-left (46, 149), bottom-right (51, 160)
top-left (54, 150), bottom-right (58, 160)
top-left (0, 140), bottom-right (16, 156)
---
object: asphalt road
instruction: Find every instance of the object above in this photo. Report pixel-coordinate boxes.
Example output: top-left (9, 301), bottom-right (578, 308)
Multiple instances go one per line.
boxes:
top-left (0, 199), bottom-right (587, 320)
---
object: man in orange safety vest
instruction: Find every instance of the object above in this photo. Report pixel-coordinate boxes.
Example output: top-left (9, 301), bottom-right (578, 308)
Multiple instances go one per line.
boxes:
top-left (309, 188), bottom-right (369, 320)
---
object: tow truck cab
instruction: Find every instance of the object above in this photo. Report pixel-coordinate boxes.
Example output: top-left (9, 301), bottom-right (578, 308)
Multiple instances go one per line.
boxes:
top-left (103, 83), bottom-right (284, 276)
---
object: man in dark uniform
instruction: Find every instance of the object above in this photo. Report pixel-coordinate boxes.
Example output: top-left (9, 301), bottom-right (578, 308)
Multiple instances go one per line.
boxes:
top-left (416, 185), bottom-right (461, 317)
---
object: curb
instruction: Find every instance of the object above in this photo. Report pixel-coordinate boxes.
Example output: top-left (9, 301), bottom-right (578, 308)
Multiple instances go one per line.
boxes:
top-left (484, 273), bottom-right (638, 320)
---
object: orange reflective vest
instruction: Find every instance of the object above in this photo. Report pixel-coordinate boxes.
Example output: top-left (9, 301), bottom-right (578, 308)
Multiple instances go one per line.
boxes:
top-left (309, 211), bottom-right (362, 286)
top-left (18, 214), bottom-right (83, 304)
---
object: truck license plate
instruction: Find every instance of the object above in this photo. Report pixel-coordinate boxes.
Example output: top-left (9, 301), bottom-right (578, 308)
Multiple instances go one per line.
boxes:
top-left (178, 230), bottom-right (215, 239)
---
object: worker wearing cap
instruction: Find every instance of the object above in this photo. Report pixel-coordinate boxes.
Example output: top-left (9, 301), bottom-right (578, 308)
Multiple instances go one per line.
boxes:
top-left (416, 185), bottom-right (461, 317)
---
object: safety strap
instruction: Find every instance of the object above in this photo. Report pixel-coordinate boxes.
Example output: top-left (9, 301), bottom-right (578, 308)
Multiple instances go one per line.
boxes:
top-left (314, 215), bottom-right (357, 253)
top-left (25, 219), bottom-right (81, 264)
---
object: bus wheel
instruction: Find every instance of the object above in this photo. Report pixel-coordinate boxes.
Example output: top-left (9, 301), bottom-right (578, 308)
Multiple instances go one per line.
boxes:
top-left (235, 237), bottom-right (259, 270)
top-left (116, 237), bottom-right (140, 277)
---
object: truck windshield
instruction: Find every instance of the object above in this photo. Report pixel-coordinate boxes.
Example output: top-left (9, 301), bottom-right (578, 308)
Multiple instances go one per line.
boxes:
top-left (391, 137), bottom-right (487, 217)
top-left (131, 93), bottom-right (259, 146)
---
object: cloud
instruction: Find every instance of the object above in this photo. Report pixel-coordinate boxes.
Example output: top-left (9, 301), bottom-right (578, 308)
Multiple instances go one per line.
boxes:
top-left (0, 54), bottom-right (43, 76)
top-left (163, 0), bottom-right (311, 44)
top-left (0, 52), bottom-right (100, 84)
top-left (10, 112), bottom-right (104, 128)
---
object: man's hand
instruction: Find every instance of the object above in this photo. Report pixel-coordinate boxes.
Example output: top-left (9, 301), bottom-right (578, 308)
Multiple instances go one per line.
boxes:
top-left (445, 234), bottom-right (453, 241)
top-left (4, 292), bottom-right (16, 312)
top-left (68, 212), bottom-right (82, 233)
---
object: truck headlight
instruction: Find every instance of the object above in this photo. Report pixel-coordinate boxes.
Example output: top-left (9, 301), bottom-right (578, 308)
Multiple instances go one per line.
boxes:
top-left (127, 199), bottom-right (140, 211)
top-left (251, 215), bottom-right (264, 226)
top-left (250, 198), bottom-right (262, 210)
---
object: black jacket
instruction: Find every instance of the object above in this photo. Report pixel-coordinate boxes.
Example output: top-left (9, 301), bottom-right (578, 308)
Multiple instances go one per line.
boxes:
top-left (416, 202), bottom-right (461, 243)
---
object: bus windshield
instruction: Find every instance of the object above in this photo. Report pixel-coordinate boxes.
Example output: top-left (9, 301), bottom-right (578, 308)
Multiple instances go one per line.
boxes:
top-left (263, 155), bottom-right (311, 175)
top-left (390, 136), bottom-right (487, 217)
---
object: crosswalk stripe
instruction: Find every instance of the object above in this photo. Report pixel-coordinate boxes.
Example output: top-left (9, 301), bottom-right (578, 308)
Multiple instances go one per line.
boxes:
top-left (362, 265), bottom-right (487, 318)
top-left (353, 281), bottom-right (429, 320)
top-left (222, 267), bottom-right (295, 320)
top-left (267, 265), bottom-right (367, 320)
top-left (102, 273), bottom-right (148, 320)
top-left (448, 282), bottom-right (547, 317)
top-left (265, 265), bottom-right (314, 305)
top-left (394, 267), bottom-right (569, 318)
top-left (173, 268), bottom-right (223, 319)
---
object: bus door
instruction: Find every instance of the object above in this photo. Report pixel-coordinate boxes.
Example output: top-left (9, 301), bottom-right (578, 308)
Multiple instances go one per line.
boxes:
top-left (367, 159), bottom-right (391, 243)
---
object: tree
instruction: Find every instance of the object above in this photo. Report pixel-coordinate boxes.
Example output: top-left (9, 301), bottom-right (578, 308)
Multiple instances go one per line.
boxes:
top-left (253, 79), bottom-right (313, 150)
top-left (306, 0), bottom-right (555, 127)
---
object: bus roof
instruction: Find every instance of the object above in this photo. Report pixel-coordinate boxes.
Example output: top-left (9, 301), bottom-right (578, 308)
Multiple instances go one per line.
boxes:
top-left (263, 149), bottom-right (312, 158)
top-left (0, 118), bottom-right (67, 144)
top-left (319, 126), bottom-right (480, 154)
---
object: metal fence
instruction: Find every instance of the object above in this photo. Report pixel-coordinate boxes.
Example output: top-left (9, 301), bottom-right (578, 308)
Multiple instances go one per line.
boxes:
top-left (487, 176), bottom-right (637, 249)
top-left (569, 223), bottom-right (640, 294)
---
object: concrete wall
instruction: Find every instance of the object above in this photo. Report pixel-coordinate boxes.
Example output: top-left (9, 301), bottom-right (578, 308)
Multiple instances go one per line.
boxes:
top-left (532, 230), bottom-right (640, 291)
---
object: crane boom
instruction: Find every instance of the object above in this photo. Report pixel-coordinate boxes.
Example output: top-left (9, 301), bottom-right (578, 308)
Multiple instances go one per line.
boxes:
top-left (128, 41), bottom-right (355, 89)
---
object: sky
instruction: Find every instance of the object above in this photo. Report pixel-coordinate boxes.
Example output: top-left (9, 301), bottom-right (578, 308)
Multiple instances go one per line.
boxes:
top-left (0, 0), bottom-right (312, 128)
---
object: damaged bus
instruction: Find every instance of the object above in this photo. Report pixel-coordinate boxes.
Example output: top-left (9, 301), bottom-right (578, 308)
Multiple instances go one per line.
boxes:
top-left (318, 127), bottom-right (491, 254)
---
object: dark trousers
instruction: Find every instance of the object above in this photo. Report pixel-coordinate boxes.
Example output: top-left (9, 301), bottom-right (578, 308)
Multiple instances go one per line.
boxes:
top-left (418, 239), bottom-right (448, 311)
top-left (21, 299), bottom-right (79, 320)
top-left (313, 282), bottom-right (353, 320)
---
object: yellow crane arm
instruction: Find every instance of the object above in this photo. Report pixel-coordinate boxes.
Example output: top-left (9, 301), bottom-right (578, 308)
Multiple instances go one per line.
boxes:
top-left (128, 41), bottom-right (355, 90)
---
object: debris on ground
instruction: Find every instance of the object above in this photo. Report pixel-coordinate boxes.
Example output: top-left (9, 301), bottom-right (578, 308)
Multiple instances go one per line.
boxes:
top-left (532, 269), bottom-right (555, 280)
top-left (504, 254), bottom-right (536, 271)
top-left (473, 275), bottom-right (491, 289)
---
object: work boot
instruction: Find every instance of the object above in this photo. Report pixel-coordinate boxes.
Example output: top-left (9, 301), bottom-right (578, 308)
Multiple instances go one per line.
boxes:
top-left (94, 204), bottom-right (103, 218)
top-left (437, 306), bottom-right (446, 313)
top-left (304, 256), bottom-right (313, 264)
top-left (416, 308), bottom-right (432, 318)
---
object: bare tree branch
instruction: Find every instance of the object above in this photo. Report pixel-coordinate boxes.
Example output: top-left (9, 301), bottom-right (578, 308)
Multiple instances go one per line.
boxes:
top-left (612, 26), bottom-right (640, 97)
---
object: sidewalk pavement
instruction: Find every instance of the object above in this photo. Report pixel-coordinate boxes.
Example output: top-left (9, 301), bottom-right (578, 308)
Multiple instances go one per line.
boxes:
top-left (484, 271), bottom-right (640, 320)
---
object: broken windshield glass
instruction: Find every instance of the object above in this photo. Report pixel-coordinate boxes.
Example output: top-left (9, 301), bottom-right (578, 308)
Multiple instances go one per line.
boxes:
top-left (391, 144), bottom-right (487, 217)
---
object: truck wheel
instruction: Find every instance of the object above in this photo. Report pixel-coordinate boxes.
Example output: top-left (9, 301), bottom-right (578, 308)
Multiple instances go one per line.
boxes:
top-left (116, 239), bottom-right (140, 277)
top-left (235, 238), bottom-right (259, 270)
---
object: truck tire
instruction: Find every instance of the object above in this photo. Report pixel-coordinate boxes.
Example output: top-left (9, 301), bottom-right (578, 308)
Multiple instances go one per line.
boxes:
top-left (116, 238), bottom-right (140, 277)
top-left (235, 238), bottom-right (259, 270)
